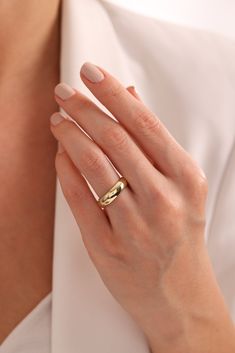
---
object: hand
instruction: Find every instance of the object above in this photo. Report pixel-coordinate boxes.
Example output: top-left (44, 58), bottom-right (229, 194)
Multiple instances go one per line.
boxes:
top-left (50, 62), bottom-right (235, 352)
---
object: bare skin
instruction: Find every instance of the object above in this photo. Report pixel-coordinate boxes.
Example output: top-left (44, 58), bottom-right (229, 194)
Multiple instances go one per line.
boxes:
top-left (0, 0), bottom-right (61, 343)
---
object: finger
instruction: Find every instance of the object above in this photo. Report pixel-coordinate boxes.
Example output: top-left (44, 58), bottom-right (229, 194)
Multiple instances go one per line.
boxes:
top-left (79, 61), bottom-right (191, 179)
top-left (126, 86), bottom-right (142, 101)
top-left (55, 144), bottom-right (112, 253)
top-left (50, 113), bottom-right (135, 218)
top-left (126, 86), bottom-right (155, 165)
top-left (54, 83), bottom-right (164, 197)
top-left (57, 141), bottom-right (65, 153)
top-left (127, 86), bottom-right (156, 163)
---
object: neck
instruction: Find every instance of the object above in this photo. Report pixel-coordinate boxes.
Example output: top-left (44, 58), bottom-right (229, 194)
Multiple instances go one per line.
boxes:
top-left (0, 0), bottom-right (61, 76)
top-left (0, 3), bottom-right (61, 340)
top-left (0, 0), bottom-right (61, 134)
top-left (0, 0), bottom-right (61, 196)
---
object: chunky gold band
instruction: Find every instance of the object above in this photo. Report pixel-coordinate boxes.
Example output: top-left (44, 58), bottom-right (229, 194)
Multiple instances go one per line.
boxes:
top-left (97, 176), bottom-right (128, 209)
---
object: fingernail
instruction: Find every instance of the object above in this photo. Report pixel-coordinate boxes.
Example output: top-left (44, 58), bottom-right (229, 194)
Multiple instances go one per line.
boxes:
top-left (55, 83), bottom-right (76, 100)
top-left (50, 112), bottom-right (64, 126)
top-left (57, 142), bottom-right (65, 154)
top-left (128, 86), bottom-right (141, 100)
top-left (80, 62), bottom-right (104, 83)
top-left (132, 86), bottom-right (139, 95)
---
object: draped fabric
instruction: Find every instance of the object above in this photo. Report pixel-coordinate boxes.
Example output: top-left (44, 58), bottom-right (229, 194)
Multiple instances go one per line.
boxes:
top-left (51, 1), bottom-right (235, 352)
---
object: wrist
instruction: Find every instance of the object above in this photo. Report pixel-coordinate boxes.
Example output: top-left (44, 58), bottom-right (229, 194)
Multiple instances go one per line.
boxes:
top-left (139, 242), bottom-right (235, 353)
top-left (147, 309), bottom-right (235, 353)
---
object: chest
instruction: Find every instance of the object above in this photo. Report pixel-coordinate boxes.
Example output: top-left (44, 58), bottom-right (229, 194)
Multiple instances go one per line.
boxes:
top-left (0, 65), bottom-right (60, 347)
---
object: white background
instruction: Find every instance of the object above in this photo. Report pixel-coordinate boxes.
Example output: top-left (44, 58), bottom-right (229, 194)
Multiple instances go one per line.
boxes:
top-left (104, 0), bottom-right (235, 39)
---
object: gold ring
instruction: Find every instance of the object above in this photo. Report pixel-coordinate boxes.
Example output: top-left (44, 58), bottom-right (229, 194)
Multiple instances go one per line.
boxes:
top-left (97, 176), bottom-right (128, 209)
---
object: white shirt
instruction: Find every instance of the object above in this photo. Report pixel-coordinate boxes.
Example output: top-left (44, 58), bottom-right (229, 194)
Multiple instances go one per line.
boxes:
top-left (1, 0), bottom-right (235, 352)
top-left (108, 0), bottom-right (235, 38)
top-left (0, 293), bottom-right (52, 353)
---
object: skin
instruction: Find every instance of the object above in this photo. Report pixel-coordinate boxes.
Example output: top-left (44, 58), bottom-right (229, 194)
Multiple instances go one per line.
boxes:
top-left (50, 64), bottom-right (235, 352)
top-left (0, 0), bottom-right (61, 343)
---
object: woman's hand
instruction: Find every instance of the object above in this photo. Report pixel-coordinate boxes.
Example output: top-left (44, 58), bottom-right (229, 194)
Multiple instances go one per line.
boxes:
top-left (50, 62), bottom-right (235, 353)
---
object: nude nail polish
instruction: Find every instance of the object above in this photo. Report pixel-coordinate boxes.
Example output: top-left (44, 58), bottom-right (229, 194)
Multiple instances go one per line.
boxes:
top-left (55, 83), bottom-right (76, 100)
top-left (80, 62), bottom-right (104, 83)
top-left (128, 86), bottom-right (141, 100)
top-left (50, 112), bottom-right (64, 126)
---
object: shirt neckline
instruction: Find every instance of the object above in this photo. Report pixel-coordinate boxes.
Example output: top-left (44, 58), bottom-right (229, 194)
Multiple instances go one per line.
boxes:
top-left (1, 291), bottom-right (52, 348)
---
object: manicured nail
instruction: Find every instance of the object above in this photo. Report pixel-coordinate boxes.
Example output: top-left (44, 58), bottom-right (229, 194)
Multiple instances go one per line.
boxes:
top-left (55, 83), bottom-right (76, 100)
top-left (128, 86), bottom-right (141, 100)
top-left (131, 86), bottom-right (139, 94)
top-left (80, 62), bottom-right (104, 83)
top-left (57, 142), bottom-right (65, 154)
top-left (50, 112), bottom-right (64, 126)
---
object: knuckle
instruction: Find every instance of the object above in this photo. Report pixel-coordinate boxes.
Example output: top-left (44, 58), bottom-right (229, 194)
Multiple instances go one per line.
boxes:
top-left (81, 149), bottom-right (105, 173)
top-left (147, 183), bottom-right (162, 202)
top-left (103, 123), bottom-right (129, 151)
top-left (194, 175), bottom-right (208, 197)
top-left (178, 161), bottom-right (208, 219)
top-left (191, 174), bottom-right (209, 213)
top-left (74, 97), bottom-right (93, 113)
top-left (168, 199), bottom-right (185, 219)
top-left (110, 83), bottom-right (124, 98)
top-left (188, 165), bottom-right (209, 196)
top-left (62, 182), bottom-right (86, 204)
top-left (148, 181), bottom-right (185, 218)
top-left (133, 108), bottom-right (160, 135)
top-left (104, 242), bottom-right (126, 262)
top-left (146, 178), bottom-right (168, 204)
top-left (99, 82), bottom-right (123, 101)
top-left (180, 160), bottom-right (208, 193)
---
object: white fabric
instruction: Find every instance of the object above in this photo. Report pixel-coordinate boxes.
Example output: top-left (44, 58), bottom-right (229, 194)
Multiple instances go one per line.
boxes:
top-left (106, 0), bottom-right (235, 39)
top-left (0, 293), bottom-right (52, 353)
top-left (2, 0), bottom-right (235, 352)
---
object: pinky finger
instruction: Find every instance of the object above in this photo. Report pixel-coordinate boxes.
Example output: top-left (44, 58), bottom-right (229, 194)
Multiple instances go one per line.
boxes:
top-left (126, 87), bottom-right (155, 165)
top-left (55, 144), bottom-right (111, 251)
